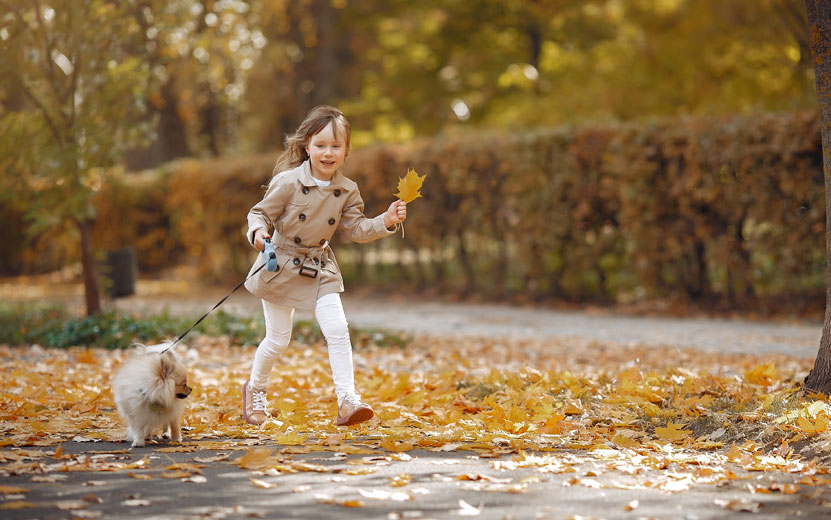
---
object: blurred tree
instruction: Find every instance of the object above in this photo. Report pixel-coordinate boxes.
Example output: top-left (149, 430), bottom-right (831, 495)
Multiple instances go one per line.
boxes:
top-left (124, 0), bottom-right (263, 167)
top-left (62, 0), bottom-right (812, 158)
top-left (802, 0), bottom-right (831, 395)
top-left (0, 0), bottom-right (160, 315)
top-left (241, 0), bottom-right (372, 151)
top-left (332, 0), bottom-right (814, 140)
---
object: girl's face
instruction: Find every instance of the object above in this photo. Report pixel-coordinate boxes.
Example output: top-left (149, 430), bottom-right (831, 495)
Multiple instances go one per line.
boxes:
top-left (305, 121), bottom-right (346, 180)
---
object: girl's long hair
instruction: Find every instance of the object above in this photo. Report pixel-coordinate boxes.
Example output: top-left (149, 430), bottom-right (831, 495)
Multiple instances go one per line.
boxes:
top-left (271, 105), bottom-right (352, 177)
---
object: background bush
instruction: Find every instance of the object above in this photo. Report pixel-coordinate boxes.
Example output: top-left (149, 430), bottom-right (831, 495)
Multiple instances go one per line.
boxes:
top-left (2, 111), bottom-right (824, 308)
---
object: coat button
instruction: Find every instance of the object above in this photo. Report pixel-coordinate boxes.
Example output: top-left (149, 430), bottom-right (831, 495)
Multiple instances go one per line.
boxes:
top-left (293, 258), bottom-right (301, 266)
top-left (294, 237), bottom-right (301, 244)
top-left (334, 189), bottom-right (341, 197)
top-left (314, 258), bottom-right (320, 265)
top-left (328, 218), bottom-right (335, 225)
top-left (319, 239), bottom-right (326, 245)
top-left (299, 214), bottom-right (306, 221)
top-left (302, 187), bottom-right (310, 194)
top-left (321, 261), bottom-right (326, 268)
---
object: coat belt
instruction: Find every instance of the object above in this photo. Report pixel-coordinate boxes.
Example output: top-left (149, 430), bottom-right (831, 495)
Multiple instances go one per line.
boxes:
top-left (268, 231), bottom-right (332, 279)
top-left (269, 231), bottom-right (330, 258)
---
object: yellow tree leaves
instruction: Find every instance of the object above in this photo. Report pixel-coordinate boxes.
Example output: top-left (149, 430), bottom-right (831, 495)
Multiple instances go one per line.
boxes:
top-left (394, 168), bottom-right (427, 203)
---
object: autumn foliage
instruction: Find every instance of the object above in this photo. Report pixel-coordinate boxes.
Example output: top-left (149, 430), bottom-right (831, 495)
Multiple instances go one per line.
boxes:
top-left (2, 111), bottom-right (823, 308)
top-left (2, 332), bottom-right (831, 505)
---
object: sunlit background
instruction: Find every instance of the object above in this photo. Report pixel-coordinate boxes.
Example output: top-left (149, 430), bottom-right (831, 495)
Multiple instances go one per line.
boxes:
top-left (0, 0), bottom-right (822, 316)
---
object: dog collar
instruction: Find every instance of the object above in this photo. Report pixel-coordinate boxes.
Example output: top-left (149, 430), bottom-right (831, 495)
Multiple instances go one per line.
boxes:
top-left (139, 388), bottom-right (163, 413)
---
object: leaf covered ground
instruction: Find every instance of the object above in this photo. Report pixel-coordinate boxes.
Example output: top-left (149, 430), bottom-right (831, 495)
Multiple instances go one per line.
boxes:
top-left (2, 333), bottom-right (831, 516)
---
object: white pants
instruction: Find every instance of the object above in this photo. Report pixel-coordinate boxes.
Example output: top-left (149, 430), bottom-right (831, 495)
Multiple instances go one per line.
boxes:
top-left (250, 292), bottom-right (357, 406)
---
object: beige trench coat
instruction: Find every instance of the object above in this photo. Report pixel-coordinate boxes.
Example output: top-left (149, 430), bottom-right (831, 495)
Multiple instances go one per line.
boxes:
top-left (243, 160), bottom-right (394, 309)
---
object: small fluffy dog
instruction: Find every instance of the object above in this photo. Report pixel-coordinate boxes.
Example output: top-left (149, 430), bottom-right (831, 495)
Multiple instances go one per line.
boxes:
top-left (113, 344), bottom-right (192, 447)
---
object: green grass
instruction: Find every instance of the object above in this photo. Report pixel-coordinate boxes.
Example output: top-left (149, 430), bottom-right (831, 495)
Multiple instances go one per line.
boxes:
top-left (0, 303), bottom-right (409, 350)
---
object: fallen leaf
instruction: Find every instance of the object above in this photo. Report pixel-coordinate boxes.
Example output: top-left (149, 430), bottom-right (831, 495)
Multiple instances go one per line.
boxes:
top-left (54, 499), bottom-right (88, 510)
top-left (0, 485), bottom-right (28, 494)
top-left (121, 499), bottom-right (151, 507)
top-left (624, 500), bottom-right (639, 511)
top-left (457, 499), bottom-right (483, 516)
top-left (358, 488), bottom-right (412, 501)
top-left (0, 501), bottom-right (36, 510)
top-left (655, 421), bottom-right (692, 442)
top-left (161, 470), bottom-right (192, 479)
top-left (250, 477), bottom-right (276, 489)
top-left (390, 473), bottom-right (411, 487)
top-left (194, 453), bottom-right (231, 463)
top-left (32, 474), bottom-right (67, 483)
top-left (714, 498), bottom-right (762, 512)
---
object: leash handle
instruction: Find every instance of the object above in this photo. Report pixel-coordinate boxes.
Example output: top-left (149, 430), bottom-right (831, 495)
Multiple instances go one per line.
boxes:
top-left (160, 261), bottom-right (267, 354)
top-left (263, 237), bottom-right (278, 272)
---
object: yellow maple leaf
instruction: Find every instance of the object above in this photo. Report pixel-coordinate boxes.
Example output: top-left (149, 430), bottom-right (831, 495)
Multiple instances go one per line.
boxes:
top-left (394, 168), bottom-right (427, 203)
top-left (654, 421), bottom-right (691, 442)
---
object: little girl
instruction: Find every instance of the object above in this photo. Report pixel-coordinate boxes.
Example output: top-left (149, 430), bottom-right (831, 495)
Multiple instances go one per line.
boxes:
top-left (242, 105), bottom-right (406, 427)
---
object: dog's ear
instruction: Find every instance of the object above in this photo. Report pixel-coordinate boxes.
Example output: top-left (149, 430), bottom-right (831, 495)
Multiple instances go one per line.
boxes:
top-left (159, 351), bottom-right (176, 379)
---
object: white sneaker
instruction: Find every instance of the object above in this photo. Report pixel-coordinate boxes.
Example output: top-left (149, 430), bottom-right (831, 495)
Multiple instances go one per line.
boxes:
top-left (242, 379), bottom-right (268, 425)
top-left (337, 395), bottom-right (374, 426)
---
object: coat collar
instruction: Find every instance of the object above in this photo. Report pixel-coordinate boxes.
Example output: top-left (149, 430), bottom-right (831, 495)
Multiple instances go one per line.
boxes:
top-left (298, 160), bottom-right (351, 190)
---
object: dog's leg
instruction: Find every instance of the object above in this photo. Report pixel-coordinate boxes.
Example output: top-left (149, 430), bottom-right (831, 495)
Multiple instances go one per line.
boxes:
top-left (125, 425), bottom-right (137, 445)
top-left (128, 425), bottom-right (145, 448)
top-left (169, 421), bottom-right (182, 443)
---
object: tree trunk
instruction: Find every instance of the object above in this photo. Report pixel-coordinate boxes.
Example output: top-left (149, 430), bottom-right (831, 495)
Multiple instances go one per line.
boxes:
top-left (314, 0), bottom-right (336, 105)
top-left (802, 0), bottom-right (831, 394)
top-left (78, 218), bottom-right (101, 316)
top-left (456, 231), bottom-right (476, 294)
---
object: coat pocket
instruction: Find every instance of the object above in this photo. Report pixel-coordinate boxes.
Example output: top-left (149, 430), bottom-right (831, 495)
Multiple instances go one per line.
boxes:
top-left (244, 255), bottom-right (290, 295)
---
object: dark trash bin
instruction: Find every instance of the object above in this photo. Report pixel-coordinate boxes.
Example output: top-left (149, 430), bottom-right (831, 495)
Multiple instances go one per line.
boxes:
top-left (105, 248), bottom-right (137, 297)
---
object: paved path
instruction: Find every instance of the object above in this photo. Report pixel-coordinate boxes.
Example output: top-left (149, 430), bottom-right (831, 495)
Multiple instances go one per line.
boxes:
top-left (111, 285), bottom-right (823, 359)
top-left (3, 441), bottom-right (829, 520)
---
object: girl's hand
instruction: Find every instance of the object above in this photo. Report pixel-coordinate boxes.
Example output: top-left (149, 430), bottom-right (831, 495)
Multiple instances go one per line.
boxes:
top-left (384, 200), bottom-right (407, 229)
top-left (253, 229), bottom-right (271, 252)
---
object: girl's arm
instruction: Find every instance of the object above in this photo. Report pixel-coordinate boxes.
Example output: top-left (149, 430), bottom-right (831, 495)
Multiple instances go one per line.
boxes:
top-left (246, 179), bottom-right (287, 250)
top-left (340, 190), bottom-right (405, 243)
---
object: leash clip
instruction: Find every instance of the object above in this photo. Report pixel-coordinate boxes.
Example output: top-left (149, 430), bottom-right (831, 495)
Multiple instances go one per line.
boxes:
top-left (263, 238), bottom-right (278, 272)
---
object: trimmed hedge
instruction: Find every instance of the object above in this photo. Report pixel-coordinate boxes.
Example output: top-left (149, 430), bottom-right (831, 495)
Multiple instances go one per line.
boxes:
top-left (341, 110), bottom-right (825, 305)
top-left (5, 110), bottom-right (825, 306)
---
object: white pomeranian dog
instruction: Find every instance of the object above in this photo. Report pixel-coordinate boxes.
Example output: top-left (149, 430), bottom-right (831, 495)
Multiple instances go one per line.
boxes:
top-left (113, 344), bottom-right (192, 448)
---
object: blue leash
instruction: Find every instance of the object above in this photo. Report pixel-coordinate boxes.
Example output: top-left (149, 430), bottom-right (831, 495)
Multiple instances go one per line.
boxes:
top-left (161, 239), bottom-right (278, 353)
